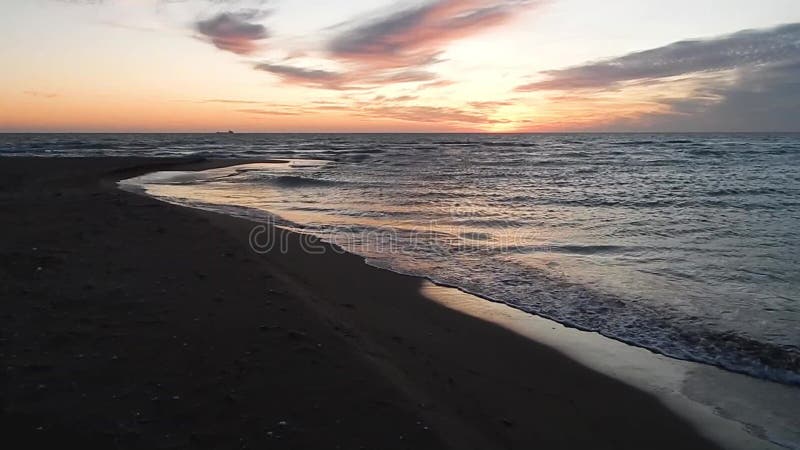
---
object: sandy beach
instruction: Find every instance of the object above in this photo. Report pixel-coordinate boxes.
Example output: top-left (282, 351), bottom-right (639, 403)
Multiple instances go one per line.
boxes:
top-left (0, 157), bottom-right (722, 449)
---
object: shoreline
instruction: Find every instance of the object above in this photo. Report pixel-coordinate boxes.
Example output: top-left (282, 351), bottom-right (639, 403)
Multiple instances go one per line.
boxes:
top-left (0, 156), bottom-right (739, 448)
top-left (121, 161), bottom-right (800, 390)
top-left (124, 160), bottom-right (800, 449)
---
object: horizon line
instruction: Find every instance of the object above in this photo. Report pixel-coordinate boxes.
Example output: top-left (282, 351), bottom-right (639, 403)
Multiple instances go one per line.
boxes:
top-left (3, 131), bottom-right (800, 135)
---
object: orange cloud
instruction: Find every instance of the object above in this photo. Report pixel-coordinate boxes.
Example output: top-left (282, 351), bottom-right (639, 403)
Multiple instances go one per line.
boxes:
top-left (354, 105), bottom-right (511, 125)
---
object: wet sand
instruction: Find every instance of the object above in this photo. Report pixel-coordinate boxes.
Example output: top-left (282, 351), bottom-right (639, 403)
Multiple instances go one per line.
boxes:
top-left (0, 157), bottom-right (721, 449)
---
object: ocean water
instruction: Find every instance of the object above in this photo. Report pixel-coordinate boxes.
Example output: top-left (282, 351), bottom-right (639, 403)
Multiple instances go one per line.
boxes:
top-left (4, 133), bottom-right (800, 385)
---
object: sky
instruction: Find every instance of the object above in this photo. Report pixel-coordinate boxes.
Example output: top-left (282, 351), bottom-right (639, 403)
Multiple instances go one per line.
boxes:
top-left (1, 0), bottom-right (799, 132)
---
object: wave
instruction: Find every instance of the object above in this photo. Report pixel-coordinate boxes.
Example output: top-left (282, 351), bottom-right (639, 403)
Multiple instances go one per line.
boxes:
top-left (613, 140), bottom-right (657, 145)
top-left (343, 233), bottom-right (800, 386)
top-left (687, 148), bottom-right (726, 157)
top-left (706, 187), bottom-right (786, 196)
top-left (544, 244), bottom-right (634, 255)
top-left (383, 255), bottom-right (800, 386)
top-left (123, 159), bottom-right (800, 387)
top-left (459, 231), bottom-right (493, 241)
top-left (343, 148), bottom-right (385, 154)
top-left (482, 141), bottom-right (539, 148)
top-left (255, 174), bottom-right (343, 188)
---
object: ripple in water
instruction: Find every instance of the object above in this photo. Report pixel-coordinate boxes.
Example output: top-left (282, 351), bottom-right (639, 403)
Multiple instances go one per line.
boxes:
top-left (27, 132), bottom-right (800, 385)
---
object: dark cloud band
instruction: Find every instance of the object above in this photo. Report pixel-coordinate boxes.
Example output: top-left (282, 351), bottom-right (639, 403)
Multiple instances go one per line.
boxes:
top-left (517, 23), bottom-right (800, 92)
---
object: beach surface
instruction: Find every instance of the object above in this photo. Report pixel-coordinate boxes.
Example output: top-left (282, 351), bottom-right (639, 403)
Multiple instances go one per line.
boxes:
top-left (0, 157), bottom-right (721, 449)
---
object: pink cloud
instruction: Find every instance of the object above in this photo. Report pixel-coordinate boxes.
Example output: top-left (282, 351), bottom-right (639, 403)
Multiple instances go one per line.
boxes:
top-left (329, 0), bottom-right (535, 69)
top-left (254, 1), bottom-right (537, 91)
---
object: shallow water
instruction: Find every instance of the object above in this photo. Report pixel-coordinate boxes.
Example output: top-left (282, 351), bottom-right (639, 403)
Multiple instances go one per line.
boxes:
top-left (6, 132), bottom-right (800, 385)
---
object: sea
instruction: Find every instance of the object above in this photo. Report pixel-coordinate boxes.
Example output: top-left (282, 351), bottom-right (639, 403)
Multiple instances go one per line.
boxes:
top-left (3, 133), bottom-right (799, 386)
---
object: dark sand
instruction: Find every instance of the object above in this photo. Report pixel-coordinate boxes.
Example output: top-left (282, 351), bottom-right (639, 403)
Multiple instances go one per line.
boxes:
top-left (0, 157), bottom-right (721, 449)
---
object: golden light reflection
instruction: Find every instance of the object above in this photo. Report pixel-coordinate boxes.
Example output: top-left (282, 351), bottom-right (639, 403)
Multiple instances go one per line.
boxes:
top-left (130, 162), bottom-right (565, 262)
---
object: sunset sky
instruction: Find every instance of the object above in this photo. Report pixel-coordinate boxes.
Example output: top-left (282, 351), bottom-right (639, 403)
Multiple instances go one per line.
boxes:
top-left (2, 0), bottom-right (799, 132)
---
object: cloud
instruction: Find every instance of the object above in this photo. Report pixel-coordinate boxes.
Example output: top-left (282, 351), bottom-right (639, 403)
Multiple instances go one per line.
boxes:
top-left (228, 98), bottom-right (504, 126)
top-left (254, 62), bottom-right (341, 81)
top-left (469, 100), bottom-right (513, 108)
top-left (330, 0), bottom-right (534, 69)
top-left (253, 61), bottom-right (439, 90)
top-left (514, 23), bottom-right (800, 131)
top-left (198, 98), bottom-right (306, 115)
top-left (517, 23), bottom-right (800, 92)
top-left (355, 105), bottom-right (511, 125)
top-left (24, 91), bottom-right (59, 99)
top-left (227, 93), bottom-right (512, 128)
top-left (373, 95), bottom-right (419, 102)
top-left (248, 1), bottom-right (537, 92)
top-left (195, 10), bottom-right (269, 54)
top-left (236, 108), bottom-right (303, 116)
top-left (253, 62), bottom-right (346, 88)
top-left (345, 93), bottom-right (515, 126)
top-left (200, 98), bottom-right (263, 104)
top-left (616, 59), bottom-right (800, 131)
top-left (417, 79), bottom-right (455, 90)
